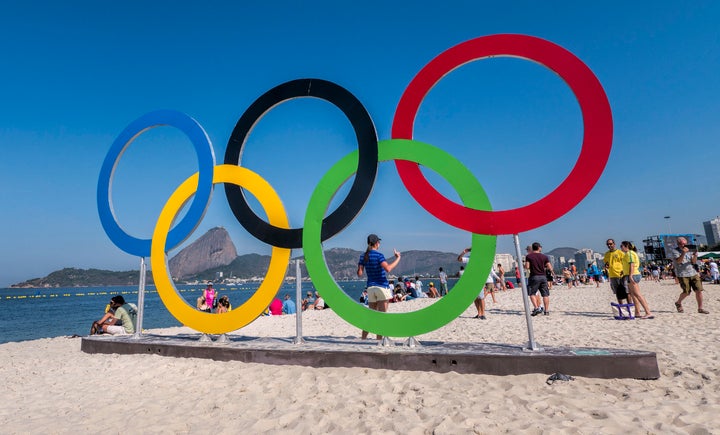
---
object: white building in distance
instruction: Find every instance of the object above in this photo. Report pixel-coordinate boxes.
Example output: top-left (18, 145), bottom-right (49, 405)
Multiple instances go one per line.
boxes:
top-left (704, 216), bottom-right (720, 247)
top-left (495, 253), bottom-right (515, 277)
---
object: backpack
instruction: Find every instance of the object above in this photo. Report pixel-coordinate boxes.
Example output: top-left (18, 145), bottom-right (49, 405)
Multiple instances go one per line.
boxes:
top-left (126, 303), bottom-right (138, 328)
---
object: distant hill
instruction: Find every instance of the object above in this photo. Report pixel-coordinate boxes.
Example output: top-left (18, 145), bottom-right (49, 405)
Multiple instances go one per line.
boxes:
top-left (10, 227), bottom-right (469, 287)
top-left (545, 247), bottom-right (580, 261)
top-left (11, 267), bottom-right (150, 288)
top-left (177, 248), bottom-right (466, 282)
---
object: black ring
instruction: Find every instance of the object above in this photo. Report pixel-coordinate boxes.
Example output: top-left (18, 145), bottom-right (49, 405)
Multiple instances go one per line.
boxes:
top-left (224, 78), bottom-right (378, 248)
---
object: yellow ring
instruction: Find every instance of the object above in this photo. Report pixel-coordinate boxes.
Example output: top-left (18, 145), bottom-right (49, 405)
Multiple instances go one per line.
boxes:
top-left (151, 164), bottom-right (291, 334)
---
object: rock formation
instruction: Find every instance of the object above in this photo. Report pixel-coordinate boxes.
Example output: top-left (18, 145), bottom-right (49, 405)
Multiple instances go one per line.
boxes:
top-left (168, 227), bottom-right (237, 279)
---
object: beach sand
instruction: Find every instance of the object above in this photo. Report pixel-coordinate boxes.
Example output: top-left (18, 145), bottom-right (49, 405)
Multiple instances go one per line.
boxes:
top-left (1, 279), bottom-right (717, 433)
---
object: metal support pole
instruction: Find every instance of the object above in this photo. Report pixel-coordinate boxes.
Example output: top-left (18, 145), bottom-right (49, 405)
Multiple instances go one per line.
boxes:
top-left (513, 234), bottom-right (540, 351)
top-left (403, 336), bottom-right (421, 347)
top-left (133, 257), bottom-right (147, 339)
top-left (293, 258), bottom-right (304, 344)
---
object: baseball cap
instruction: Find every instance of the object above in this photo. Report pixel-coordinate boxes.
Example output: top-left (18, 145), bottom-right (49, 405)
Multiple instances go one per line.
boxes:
top-left (367, 234), bottom-right (381, 244)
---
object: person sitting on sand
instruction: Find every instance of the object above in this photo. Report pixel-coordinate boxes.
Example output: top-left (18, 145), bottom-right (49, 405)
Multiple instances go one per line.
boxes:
top-left (90, 299), bottom-right (116, 334)
top-left (302, 291), bottom-right (315, 311)
top-left (269, 297), bottom-right (283, 315)
top-left (216, 295), bottom-right (231, 314)
top-left (196, 295), bottom-right (208, 311)
top-left (313, 292), bottom-right (326, 310)
top-left (91, 295), bottom-right (137, 335)
top-left (281, 294), bottom-right (296, 314)
top-left (393, 286), bottom-right (407, 302)
top-left (426, 282), bottom-right (440, 298)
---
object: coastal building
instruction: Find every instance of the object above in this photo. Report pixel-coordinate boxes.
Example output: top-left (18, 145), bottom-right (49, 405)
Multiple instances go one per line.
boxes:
top-left (574, 248), bottom-right (594, 271)
top-left (546, 254), bottom-right (556, 272)
top-left (495, 253), bottom-right (515, 276)
top-left (703, 216), bottom-right (720, 247)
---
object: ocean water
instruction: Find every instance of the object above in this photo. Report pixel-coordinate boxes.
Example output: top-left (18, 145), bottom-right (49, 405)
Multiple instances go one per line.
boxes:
top-left (0, 281), bottom-right (369, 344)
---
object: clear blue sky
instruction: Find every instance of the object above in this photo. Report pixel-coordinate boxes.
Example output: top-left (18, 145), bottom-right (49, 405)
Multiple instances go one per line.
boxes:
top-left (2, 1), bottom-right (719, 287)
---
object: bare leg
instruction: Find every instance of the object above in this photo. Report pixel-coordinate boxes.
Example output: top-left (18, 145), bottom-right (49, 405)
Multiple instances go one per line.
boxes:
top-left (676, 292), bottom-right (690, 306)
top-left (361, 301), bottom-right (379, 339)
top-left (375, 299), bottom-right (390, 340)
top-left (695, 291), bottom-right (705, 311)
top-left (530, 294), bottom-right (540, 309)
top-left (629, 281), bottom-right (652, 316)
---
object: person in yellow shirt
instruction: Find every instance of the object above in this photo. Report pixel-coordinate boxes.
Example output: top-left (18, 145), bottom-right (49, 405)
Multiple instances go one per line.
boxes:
top-left (603, 239), bottom-right (628, 303)
top-left (620, 241), bottom-right (653, 319)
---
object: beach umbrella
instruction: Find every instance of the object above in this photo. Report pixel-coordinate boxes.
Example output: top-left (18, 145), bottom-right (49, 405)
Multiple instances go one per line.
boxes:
top-left (699, 252), bottom-right (720, 259)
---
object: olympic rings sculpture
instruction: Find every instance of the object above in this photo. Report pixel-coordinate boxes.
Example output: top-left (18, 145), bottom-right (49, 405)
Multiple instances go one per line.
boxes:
top-left (98, 34), bottom-right (612, 336)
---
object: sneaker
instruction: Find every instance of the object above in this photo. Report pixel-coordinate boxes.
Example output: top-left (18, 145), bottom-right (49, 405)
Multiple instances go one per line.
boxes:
top-left (479, 315), bottom-right (487, 320)
top-left (698, 309), bottom-right (710, 314)
top-left (531, 307), bottom-right (541, 317)
top-left (544, 310), bottom-right (549, 316)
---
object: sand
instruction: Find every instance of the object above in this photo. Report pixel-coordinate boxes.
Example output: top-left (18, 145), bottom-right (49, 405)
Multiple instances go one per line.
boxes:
top-left (1, 279), bottom-right (718, 434)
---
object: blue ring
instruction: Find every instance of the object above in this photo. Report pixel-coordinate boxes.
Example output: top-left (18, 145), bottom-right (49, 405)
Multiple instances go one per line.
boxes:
top-left (97, 110), bottom-right (215, 257)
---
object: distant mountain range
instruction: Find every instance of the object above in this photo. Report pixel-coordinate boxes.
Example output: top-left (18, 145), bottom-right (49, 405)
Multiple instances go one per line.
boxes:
top-left (10, 227), bottom-right (474, 288)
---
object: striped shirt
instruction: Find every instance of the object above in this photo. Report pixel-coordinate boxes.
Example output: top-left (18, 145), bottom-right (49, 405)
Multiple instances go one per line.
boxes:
top-left (358, 250), bottom-right (388, 287)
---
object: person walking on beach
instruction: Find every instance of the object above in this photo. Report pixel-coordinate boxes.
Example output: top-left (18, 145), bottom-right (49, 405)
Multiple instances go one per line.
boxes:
top-left (524, 242), bottom-right (552, 316)
top-left (588, 261), bottom-right (601, 288)
top-left (458, 247), bottom-right (497, 319)
top-left (496, 263), bottom-right (507, 291)
top-left (672, 237), bottom-right (709, 314)
top-left (603, 239), bottom-right (629, 304)
top-left (438, 267), bottom-right (448, 296)
top-left (562, 267), bottom-right (572, 289)
top-left (426, 282), bottom-right (440, 298)
top-left (620, 241), bottom-right (654, 319)
top-left (357, 234), bottom-right (401, 340)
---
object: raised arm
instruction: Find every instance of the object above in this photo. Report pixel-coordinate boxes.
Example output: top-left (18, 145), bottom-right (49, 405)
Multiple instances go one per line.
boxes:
top-left (382, 249), bottom-right (401, 273)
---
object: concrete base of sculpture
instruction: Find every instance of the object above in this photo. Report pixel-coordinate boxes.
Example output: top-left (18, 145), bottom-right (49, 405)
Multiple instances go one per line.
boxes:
top-left (81, 334), bottom-right (659, 379)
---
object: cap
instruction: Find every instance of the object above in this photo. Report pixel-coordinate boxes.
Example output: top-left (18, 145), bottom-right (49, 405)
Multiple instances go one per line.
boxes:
top-left (429, 282), bottom-right (434, 287)
top-left (367, 234), bottom-right (381, 245)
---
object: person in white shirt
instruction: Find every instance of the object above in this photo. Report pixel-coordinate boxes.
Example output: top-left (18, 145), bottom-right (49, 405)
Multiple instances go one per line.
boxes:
top-left (457, 248), bottom-right (498, 319)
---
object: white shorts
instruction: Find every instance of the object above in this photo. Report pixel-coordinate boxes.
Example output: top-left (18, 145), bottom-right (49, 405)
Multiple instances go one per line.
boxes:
top-left (106, 325), bottom-right (127, 335)
top-left (367, 286), bottom-right (393, 303)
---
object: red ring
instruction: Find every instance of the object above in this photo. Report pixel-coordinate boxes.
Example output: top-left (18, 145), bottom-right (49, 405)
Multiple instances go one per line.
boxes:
top-left (391, 34), bottom-right (613, 235)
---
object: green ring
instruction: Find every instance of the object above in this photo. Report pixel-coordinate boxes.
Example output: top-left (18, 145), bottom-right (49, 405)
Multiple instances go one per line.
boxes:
top-left (303, 138), bottom-right (496, 337)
